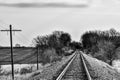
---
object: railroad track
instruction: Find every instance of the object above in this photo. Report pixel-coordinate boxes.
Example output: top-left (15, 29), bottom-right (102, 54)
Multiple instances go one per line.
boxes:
top-left (56, 51), bottom-right (92, 80)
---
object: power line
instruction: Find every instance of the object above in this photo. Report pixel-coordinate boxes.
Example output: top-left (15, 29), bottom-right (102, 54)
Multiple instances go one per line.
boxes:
top-left (0, 25), bottom-right (7, 30)
top-left (1, 24), bottom-right (22, 80)
top-left (14, 32), bottom-right (31, 46)
top-left (19, 32), bottom-right (31, 42)
top-left (0, 26), bottom-right (9, 45)
top-left (0, 37), bottom-right (9, 45)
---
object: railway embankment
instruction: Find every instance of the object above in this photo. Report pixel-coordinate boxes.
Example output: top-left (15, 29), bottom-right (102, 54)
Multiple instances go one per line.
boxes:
top-left (27, 51), bottom-right (120, 80)
top-left (82, 52), bottom-right (120, 80)
top-left (27, 53), bottom-right (75, 80)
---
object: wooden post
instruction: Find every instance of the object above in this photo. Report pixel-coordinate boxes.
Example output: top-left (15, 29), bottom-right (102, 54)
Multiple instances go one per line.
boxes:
top-left (37, 47), bottom-right (39, 70)
top-left (1, 24), bottom-right (21, 80)
top-left (10, 25), bottom-right (14, 80)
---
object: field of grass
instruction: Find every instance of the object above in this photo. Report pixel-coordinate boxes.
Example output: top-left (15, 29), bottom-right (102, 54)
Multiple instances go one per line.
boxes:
top-left (0, 52), bottom-right (72, 80)
top-left (0, 47), bottom-right (53, 80)
top-left (0, 47), bottom-right (64, 80)
top-left (0, 47), bottom-right (42, 65)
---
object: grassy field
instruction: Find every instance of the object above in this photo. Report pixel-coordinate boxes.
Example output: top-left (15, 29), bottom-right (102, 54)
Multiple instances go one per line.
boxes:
top-left (0, 47), bottom-right (59, 80)
top-left (0, 47), bottom-right (42, 65)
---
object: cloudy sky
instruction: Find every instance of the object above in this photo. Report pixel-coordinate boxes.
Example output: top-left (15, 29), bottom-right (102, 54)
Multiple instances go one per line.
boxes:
top-left (0, 0), bottom-right (120, 46)
top-left (0, 0), bottom-right (88, 4)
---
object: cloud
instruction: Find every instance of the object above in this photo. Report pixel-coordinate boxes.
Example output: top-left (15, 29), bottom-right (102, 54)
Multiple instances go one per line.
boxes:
top-left (0, 0), bottom-right (90, 8)
top-left (0, 3), bottom-right (89, 8)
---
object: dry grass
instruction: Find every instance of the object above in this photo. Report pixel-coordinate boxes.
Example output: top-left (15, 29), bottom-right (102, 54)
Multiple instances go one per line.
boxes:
top-left (0, 54), bottom-right (73, 80)
top-left (26, 54), bottom-right (74, 80)
top-left (0, 63), bottom-right (45, 80)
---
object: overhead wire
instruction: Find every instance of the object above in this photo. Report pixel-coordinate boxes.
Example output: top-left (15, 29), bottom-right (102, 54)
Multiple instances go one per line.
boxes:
top-left (0, 22), bottom-right (31, 46)
top-left (0, 26), bottom-right (10, 46)
top-left (0, 20), bottom-right (12, 46)
top-left (0, 25), bottom-right (7, 30)
top-left (12, 30), bottom-right (32, 47)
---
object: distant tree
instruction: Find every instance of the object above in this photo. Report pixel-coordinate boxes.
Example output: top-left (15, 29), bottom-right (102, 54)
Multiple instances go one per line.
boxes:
top-left (70, 41), bottom-right (82, 50)
top-left (97, 41), bottom-right (116, 65)
top-left (52, 31), bottom-right (64, 38)
top-left (32, 31), bottom-right (73, 64)
top-left (114, 36), bottom-right (120, 48)
top-left (48, 34), bottom-right (59, 48)
top-left (81, 29), bottom-right (120, 65)
top-left (33, 35), bottom-right (49, 50)
top-left (81, 31), bottom-right (99, 49)
top-left (15, 44), bottom-right (21, 47)
top-left (109, 28), bottom-right (117, 36)
top-left (33, 31), bottom-right (72, 56)
top-left (59, 33), bottom-right (71, 47)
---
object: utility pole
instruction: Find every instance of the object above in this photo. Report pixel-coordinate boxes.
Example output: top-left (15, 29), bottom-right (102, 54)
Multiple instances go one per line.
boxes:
top-left (1, 24), bottom-right (22, 80)
top-left (37, 47), bottom-right (39, 70)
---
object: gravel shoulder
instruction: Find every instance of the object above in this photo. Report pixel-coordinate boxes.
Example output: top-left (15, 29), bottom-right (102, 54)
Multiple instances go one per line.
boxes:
top-left (82, 53), bottom-right (120, 80)
top-left (26, 54), bottom-right (75, 80)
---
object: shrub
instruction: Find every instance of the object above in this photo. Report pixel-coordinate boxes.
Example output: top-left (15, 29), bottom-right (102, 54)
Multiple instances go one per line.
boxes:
top-left (20, 67), bottom-right (32, 75)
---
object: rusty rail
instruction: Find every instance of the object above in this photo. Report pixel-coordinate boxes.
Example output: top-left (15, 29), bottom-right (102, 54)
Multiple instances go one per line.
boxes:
top-left (56, 51), bottom-right (77, 80)
top-left (56, 51), bottom-right (92, 80)
top-left (80, 51), bottom-right (92, 80)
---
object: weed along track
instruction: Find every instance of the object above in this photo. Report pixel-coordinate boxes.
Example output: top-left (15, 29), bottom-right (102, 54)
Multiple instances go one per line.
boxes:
top-left (55, 51), bottom-right (92, 80)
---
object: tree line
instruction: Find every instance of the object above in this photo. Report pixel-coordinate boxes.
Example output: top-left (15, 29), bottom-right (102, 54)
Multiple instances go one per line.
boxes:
top-left (33, 31), bottom-right (82, 64)
top-left (81, 28), bottom-right (120, 65)
top-left (33, 28), bottom-right (120, 65)
top-left (33, 31), bottom-right (82, 55)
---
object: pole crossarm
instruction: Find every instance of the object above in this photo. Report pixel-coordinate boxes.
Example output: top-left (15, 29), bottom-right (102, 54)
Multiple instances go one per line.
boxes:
top-left (1, 29), bottom-right (22, 32)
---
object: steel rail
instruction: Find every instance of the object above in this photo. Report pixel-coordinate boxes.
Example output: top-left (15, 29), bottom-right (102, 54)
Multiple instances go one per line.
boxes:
top-left (80, 51), bottom-right (92, 80)
top-left (56, 51), bottom-right (77, 80)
